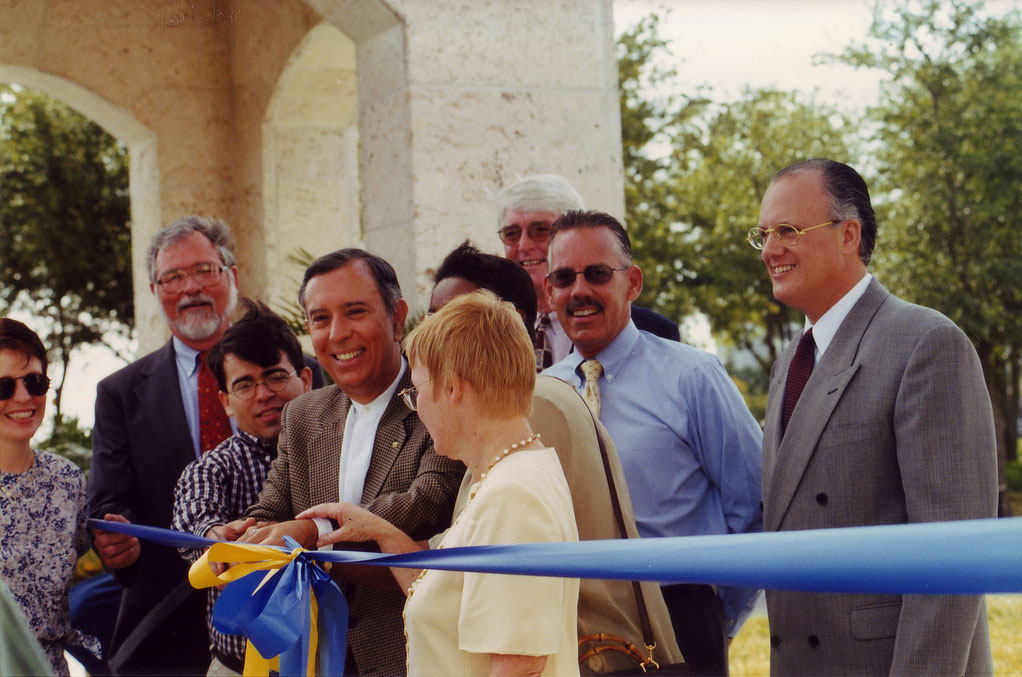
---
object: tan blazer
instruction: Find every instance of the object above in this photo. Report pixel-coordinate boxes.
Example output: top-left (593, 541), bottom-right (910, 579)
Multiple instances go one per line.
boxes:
top-left (438, 375), bottom-right (683, 673)
top-left (247, 372), bottom-right (465, 676)
top-left (762, 279), bottom-right (997, 676)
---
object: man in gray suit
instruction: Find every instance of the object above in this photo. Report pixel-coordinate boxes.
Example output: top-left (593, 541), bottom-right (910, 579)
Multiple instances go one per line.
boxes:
top-left (753, 158), bottom-right (997, 675)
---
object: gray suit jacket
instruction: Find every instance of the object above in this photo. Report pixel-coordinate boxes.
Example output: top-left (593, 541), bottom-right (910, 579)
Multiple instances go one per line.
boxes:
top-left (762, 279), bottom-right (997, 676)
top-left (247, 371), bottom-right (465, 676)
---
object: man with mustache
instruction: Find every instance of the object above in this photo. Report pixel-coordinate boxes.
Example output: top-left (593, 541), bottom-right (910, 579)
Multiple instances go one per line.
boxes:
top-left (496, 174), bottom-right (680, 370)
top-left (171, 300), bottom-right (314, 676)
top-left (543, 210), bottom-right (764, 676)
top-left (88, 217), bottom-right (322, 675)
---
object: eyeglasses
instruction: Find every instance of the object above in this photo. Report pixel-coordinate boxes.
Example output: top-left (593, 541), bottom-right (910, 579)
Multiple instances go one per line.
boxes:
top-left (746, 221), bottom-right (836, 250)
top-left (229, 371), bottom-right (297, 400)
top-left (546, 264), bottom-right (629, 289)
top-left (497, 222), bottom-right (553, 245)
top-left (156, 262), bottom-right (228, 294)
top-left (398, 380), bottom-right (430, 411)
top-left (0, 373), bottom-right (50, 400)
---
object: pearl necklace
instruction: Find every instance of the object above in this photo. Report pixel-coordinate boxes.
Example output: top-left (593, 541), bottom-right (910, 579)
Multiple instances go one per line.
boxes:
top-left (404, 432), bottom-right (543, 604)
top-left (479, 432), bottom-right (541, 481)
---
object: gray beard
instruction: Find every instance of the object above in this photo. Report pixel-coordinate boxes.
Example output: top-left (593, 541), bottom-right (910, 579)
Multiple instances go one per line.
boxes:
top-left (166, 283), bottom-right (237, 341)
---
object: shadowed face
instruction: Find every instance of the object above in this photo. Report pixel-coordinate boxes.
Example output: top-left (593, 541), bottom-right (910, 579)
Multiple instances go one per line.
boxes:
top-left (218, 351), bottom-right (311, 444)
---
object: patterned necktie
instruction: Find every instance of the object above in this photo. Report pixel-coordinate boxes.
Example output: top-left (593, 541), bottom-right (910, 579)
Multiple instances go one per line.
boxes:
top-left (534, 313), bottom-right (554, 371)
top-left (782, 328), bottom-right (816, 434)
top-left (581, 359), bottom-right (604, 418)
top-left (197, 351), bottom-right (232, 453)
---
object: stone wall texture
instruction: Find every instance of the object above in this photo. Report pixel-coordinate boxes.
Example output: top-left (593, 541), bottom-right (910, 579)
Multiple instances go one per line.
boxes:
top-left (1, 0), bottom-right (624, 353)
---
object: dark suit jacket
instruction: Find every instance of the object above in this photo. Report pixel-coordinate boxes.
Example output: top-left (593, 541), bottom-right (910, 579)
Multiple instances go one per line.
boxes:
top-left (88, 340), bottom-right (211, 675)
top-left (88, 340), bottom-right (325, 675)
top-left (631, 305), bottom-right (680, 341)
top-left (762, 279), bottom-right (997, 676)
top-left (246, 371), bottom-right (464, 676)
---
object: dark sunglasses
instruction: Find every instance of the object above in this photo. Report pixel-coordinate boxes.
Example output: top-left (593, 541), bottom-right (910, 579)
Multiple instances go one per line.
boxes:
top-left (0, 373), bottom-right (51, 400)
top-left (546, 264), bottom-right (629, 289)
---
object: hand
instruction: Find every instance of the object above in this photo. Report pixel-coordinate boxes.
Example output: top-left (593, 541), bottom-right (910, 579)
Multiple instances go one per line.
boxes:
top-left (206, 518), bottom-right (256, 543)
top-left (91, 513), bottom-right (140, 569)
top-left (204, 518), bottom-right (257, 577)
top-left (297, 502), bottom-right (397, 549)
top-left (235, 519), bottom-right (318, 549)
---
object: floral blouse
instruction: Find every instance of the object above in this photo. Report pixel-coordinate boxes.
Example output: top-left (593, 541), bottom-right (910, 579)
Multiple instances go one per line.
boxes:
top-left (1, 450), bottom-right (99, 677)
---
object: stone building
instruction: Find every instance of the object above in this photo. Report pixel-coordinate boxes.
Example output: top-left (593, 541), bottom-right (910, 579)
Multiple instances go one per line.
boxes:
top-left (1, 0), bottom-right (625, 352)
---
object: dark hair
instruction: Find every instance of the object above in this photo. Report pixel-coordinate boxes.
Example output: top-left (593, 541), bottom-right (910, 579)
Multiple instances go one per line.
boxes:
top-left (206, 300), bottom-right (304, 392)
top-left (549, 210), bottom-right (633, 263)
top-left (297, 249), bottom-right (402, 316)
top-left (772, 158), bottom-right (877, 265)
top-left (147, 215), bottom-right (236, 282)
top-left (0, 318), bottom-right (48, 373)
top-left (433, 241), bottom-right (538, 340)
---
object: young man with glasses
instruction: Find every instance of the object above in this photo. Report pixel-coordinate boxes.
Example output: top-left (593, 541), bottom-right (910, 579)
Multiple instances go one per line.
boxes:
top-left (171, 300), bottom-right (313, 676)
top-left (495, 174), bottom-right (680, 369)
top-left (756, 159), bottom-right (996, 675)
top-left (542, 210), bottom-right (764, 676)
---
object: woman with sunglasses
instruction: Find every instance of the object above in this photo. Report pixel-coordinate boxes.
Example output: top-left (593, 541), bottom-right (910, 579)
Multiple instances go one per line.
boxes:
top-left (300, 292), bottom-right (580, 677)
top-left (0, 318), bottom-right (99, 676)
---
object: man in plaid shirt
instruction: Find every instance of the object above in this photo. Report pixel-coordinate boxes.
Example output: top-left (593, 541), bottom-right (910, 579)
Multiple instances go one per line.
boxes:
top-left (172, 300), bottom-right (314, 675)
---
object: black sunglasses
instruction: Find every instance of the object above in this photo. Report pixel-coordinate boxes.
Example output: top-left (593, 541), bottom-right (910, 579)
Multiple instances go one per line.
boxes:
top-left (0, 373), bottom-right (51, 400)
top-left (546, 264), bottom-right (629, 289)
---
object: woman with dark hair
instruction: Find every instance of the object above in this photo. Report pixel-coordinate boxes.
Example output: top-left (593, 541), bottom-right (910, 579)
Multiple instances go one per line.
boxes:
top-left (0, 318), bottom-right (99, 676)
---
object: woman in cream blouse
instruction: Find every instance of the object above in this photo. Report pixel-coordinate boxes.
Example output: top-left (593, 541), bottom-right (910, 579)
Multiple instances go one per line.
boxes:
top-left (300, 291), bottom-right (580, 677)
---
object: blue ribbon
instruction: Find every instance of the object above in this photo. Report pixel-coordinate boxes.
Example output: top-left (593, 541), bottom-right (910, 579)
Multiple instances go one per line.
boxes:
top-left (88, 517), bottom-right (1022, 595)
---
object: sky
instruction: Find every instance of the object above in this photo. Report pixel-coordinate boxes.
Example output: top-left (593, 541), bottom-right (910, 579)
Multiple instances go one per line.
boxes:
top-left (613, 0), bottom-right (886, 113)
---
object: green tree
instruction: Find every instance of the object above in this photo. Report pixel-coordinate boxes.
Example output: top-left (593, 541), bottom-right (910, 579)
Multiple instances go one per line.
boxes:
top-left (0, 83), bottom-right (132, 419)
top-left (618, 19), bottom-right (853, 407)
top-left (836, 0), bottom-right (1022, 510)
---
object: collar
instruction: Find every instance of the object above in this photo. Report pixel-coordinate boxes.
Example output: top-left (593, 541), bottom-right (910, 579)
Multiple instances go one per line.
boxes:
top-left (234, 428), bottom-right (278, 459)
top-left (573, 320), bottom-right (639, 386)
top-left (349, 357), bottom-right (407, 416)
top-left (805, 272), bottom-right (872, 358)
top-left (173, 336), bottom-right (202, 376)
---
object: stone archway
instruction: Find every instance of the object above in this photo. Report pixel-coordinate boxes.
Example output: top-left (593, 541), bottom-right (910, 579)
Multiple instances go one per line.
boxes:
top-left (262, 22), bottom-right (361, 311)
top-left (0, 65), bottom-right (162, 341)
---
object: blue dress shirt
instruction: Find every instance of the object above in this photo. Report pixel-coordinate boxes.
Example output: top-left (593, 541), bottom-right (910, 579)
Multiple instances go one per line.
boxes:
top-left (544, 321), bottom-right (764, 633)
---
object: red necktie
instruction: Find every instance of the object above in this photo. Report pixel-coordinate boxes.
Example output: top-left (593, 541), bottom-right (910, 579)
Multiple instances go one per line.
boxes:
top-left (197, 351), bottom-right (232, 453)
top-left (782, 329), bottom-right (815, 434)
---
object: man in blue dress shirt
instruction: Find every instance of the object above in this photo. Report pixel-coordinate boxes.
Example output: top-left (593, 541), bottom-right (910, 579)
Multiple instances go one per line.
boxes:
top-left (542, 210), bottom-right (764, 675)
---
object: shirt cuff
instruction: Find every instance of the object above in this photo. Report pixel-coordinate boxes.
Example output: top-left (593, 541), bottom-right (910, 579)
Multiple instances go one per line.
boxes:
top-left (312, 518), bottom-right (335, 551)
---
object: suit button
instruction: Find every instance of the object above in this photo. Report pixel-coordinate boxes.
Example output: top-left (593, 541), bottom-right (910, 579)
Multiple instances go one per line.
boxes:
top-left (759, 501), bottom-right (764, 512)
top-left (770, 635), bottom-right (782, 648)
top-left (815, 493), bottom-right (828, 506)
top-left (348, 615), bottom-right (359, 629)
top-left (808, 635), bottom-right (820, 648)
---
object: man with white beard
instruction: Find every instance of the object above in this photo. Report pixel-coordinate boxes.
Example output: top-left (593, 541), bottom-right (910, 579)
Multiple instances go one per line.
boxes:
top-left (87, 217), bottom-right (246, 675)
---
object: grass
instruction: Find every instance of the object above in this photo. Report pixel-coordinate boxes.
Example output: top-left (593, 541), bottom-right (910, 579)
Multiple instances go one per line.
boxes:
top-left (729, 586), bottom-right (1022, 674)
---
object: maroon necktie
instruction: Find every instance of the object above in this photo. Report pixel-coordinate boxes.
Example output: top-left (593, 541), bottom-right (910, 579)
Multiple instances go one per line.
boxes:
top-left (534, 313), bottom-right (554, 371)
top-left (781, 329), bottom-right (815, 434)
top-left (197, 351), bottom-right (232, 453)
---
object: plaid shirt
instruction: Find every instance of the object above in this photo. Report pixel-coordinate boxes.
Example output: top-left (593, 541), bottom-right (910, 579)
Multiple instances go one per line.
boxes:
top-left (172, 429), bottom-right (276, 664)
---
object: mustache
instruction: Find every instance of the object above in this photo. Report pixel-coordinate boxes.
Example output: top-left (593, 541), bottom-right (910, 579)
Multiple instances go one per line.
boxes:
top-left (176, 292), bottom-right (215, 312)
top-left (565, 297), bottom-right (604, 316)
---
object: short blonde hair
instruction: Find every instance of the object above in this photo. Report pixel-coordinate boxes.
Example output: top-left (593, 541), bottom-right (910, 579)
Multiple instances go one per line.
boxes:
top-left (405, 290), bottom-right (534, 419)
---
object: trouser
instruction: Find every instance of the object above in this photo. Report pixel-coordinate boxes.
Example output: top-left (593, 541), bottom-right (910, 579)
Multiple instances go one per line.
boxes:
top-left (661, 583), bottom-right (729, 676)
